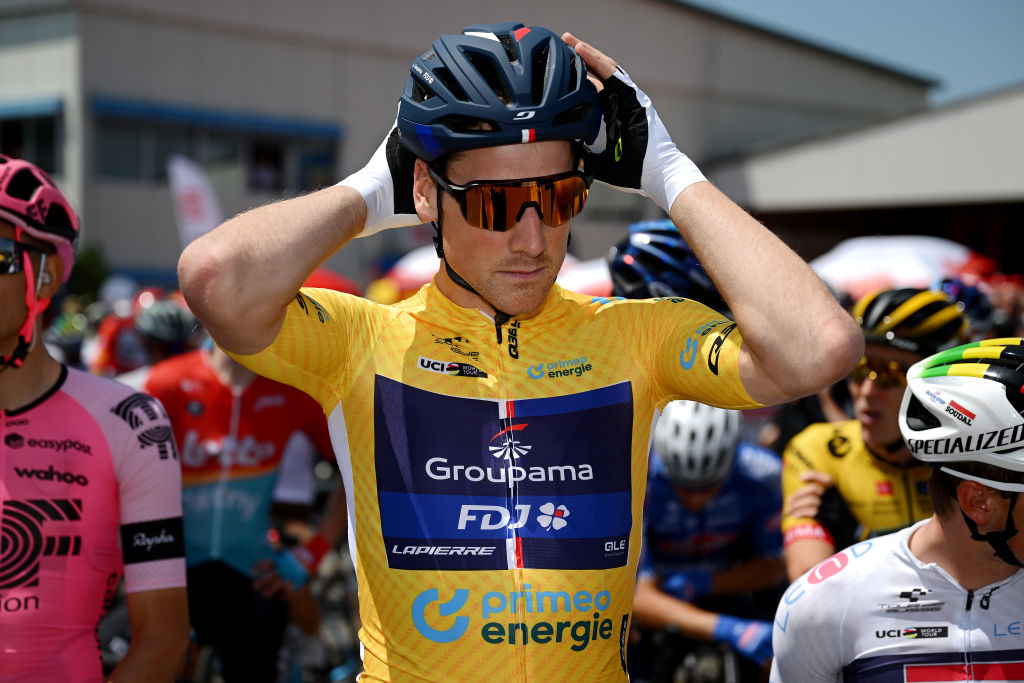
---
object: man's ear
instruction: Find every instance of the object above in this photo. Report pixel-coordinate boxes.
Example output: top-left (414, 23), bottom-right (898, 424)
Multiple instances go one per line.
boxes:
top-left (413, 158), bottom-right (437, 223)
top-left (37, 252), bottom-right (64, 300)
top-left (958, 480), bottom-right (1001, 527)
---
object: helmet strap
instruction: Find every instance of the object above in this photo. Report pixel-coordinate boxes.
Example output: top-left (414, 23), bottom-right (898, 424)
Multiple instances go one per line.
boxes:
top-left (2, 227), bottom-right (52, 370)
top-left (431, 194), bottom-right (515, 343)
top-left (954, 483), bottom-right (1024, 568)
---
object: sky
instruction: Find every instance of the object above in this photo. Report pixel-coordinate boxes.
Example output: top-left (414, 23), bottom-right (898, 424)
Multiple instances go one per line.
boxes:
top-left (682, 0), bottom-right (1024, 104)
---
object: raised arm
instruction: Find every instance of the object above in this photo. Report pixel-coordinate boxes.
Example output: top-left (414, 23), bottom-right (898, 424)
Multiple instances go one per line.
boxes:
top-left (178, 125), bottom-right (421, 354)
top-left (566, 34), bottom-right (862, 406)
top-left (668, 185), bottom-right (860, 406)
top-left (177, 184), bottom-right (366, 354)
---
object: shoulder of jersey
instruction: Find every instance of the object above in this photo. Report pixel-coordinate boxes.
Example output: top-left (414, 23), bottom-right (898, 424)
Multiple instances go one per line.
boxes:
top-left (735, 442), bottom-right (783, 482)
top-left (66, 364), bottom-right (164, 406)
top-left (796, 538), bottom-right (888, 596)
top-left (144, 349), bottom-right (204, 383)
top-left (787, 419), bottom-right (860, 449)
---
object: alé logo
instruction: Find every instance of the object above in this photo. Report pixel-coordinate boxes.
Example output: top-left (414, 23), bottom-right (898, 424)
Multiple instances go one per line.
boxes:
top-left (412, 588), bottom-right (470, 643)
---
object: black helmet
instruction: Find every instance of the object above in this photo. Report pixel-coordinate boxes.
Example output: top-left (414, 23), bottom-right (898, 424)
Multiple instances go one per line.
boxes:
top-left (852, 287), bottom-right (967, 356)
top-left (397, 22), bottom-right (601, 162)
top-left (134, 300), bottom-right (198, 345)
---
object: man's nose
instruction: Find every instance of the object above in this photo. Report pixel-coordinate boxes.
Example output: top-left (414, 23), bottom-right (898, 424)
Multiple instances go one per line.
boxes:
top-left (508, 204), bottom-right (546, 256)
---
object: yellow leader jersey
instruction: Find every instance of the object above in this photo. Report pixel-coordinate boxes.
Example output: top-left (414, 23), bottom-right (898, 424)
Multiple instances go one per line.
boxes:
top-left (233, 282), bottom-right (758, 682)
top-left (781, 420), bottom-right (933, 550)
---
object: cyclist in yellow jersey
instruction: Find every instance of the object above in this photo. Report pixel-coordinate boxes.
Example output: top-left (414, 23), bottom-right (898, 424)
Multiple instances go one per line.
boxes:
top-left (782, 287), bottom-right (968, 581)
top-left (178, 23), bottom-right (862, 682)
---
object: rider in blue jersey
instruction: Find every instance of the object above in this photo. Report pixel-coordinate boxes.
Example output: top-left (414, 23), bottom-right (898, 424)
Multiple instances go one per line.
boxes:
top-left (630, 400), bottom-right (784, 682)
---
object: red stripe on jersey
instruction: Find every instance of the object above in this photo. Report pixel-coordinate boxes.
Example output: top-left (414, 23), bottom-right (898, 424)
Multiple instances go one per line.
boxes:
top-left (515, 537), bottom-right (524, 568)
top-left (904, 663), bottom-right (968, 681)
top-left (975, 661), bottom-right (1024, 679)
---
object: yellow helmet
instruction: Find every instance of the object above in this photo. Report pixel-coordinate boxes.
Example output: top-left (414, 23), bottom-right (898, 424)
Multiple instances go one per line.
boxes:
top-left (852, 287), bottom-right (967, 356)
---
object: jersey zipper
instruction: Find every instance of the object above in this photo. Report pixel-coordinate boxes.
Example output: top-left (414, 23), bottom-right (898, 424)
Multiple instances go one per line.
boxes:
top-left (489, 311), bottom-right (528, 680)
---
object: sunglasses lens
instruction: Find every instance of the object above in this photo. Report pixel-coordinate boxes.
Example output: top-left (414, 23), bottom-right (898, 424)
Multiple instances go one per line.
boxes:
top-left (850, 357), bottom-right (907, 388)
top-left (0, 239), bottom-right (20, 275)
top-left (458, 176), bottom-right (588, 231)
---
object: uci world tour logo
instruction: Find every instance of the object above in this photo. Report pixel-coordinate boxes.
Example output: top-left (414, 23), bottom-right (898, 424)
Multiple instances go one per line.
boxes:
top-left (412, 588), bottom-right (470, 643)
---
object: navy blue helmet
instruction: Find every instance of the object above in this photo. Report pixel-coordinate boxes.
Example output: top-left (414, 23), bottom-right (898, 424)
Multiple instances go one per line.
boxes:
top-left (397, 23), bottom-right (602, 162)
top-left (607, 220), bottom-right (728, 312)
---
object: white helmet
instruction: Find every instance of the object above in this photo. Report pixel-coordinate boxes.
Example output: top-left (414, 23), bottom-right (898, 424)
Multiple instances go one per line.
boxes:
top-left (899, 338), bottom-right (1024, 490)
top-left (653, 400), bottom-right (741, 488)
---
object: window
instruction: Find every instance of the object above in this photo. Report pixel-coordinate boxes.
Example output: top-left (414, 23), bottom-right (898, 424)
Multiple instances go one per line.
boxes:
top-left (92, 98), bottom-right (339, 192)
top-left (0, 116), bottom-right (59, 173)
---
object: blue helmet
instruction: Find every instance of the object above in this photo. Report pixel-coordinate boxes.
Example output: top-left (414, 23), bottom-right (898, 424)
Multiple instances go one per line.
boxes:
top-left (933, 277), bottom-right (995, 338)
top-left (607, 220), bottom-right (728, 311)
top-left (397, 22), bottom-right (601, 162)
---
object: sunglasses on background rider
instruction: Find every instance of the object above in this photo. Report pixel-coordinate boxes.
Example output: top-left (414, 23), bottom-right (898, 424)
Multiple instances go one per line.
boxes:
top-left (428, 167), bottom-right (591, 231)
top-left (849, 356), bottom-right (910, 389)
top-left (0, 237), bottom-right (49, 275)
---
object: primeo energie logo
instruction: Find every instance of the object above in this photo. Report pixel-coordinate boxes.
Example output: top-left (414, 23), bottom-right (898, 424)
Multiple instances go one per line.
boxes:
top-left (411, 585), bottom-right (619, 651)
top-left (527, 356), bottom-right (593, 380)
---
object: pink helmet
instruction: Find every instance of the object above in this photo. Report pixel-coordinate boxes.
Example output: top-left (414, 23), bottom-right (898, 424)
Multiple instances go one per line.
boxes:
top-left (0, 155), bottom-right (80, 283)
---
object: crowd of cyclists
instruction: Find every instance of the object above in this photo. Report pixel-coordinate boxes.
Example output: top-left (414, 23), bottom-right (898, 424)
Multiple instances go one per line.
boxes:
top-left (5, 19), bottom-right (1024, 683)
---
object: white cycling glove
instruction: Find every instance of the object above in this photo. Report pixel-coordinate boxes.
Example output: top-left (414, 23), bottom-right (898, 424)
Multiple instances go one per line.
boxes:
top-left (336, 125), bottom-right (421, 237)
top-left (584, 68), bottom-right (706, 213)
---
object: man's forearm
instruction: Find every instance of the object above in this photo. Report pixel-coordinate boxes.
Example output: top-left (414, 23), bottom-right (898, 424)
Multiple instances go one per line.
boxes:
top-left (632, 579), bottom-right (718, 640)
top-left (669, 182), bottom-right (862, 405)
top-left (178, 184), bottom-right (367, 355)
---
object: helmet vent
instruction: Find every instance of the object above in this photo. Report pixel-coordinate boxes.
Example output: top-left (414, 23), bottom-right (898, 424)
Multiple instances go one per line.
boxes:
top-left (438, 115), bottom-right (496, 134)
top-left (904, 395), bottom-right (941, 431)
top-left (498, 35), bottom-right (519, 64)
top-left (7, 168), bottom-right (40, 201)
top-left (464, 52), bottom-right (513, 105)
top-left (530, 42), bottom-right (551, 105)
top-left (433, 67), bottom-right (470, 103)
top-left (45, 203), bottom-right (74, 234)
top-left (411, 80), bottom-right (435, 104)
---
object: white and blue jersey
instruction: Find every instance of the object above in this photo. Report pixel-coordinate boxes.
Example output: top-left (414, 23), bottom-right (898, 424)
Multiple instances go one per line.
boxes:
top-left (639, 442), bottom-right (783, 579)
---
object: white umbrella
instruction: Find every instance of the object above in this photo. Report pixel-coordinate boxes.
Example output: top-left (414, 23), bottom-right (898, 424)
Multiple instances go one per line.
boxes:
top-left (810, 235), bottom-right (996, 301)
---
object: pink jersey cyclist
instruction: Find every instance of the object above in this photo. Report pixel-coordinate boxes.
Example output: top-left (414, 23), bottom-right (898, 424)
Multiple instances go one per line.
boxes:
top-left (1, 365), bottom-right (186, 682)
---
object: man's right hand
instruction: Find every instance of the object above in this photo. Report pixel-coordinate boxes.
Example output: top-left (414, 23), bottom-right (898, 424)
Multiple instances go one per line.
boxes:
top-left (712, 615), bottom-right (773, 666)
top-left (336, 126), bottom-right (421, 236)
top-left (563, 33), bottom-right (706, 213)
top-left (784, 470), bottom-right (835, 520)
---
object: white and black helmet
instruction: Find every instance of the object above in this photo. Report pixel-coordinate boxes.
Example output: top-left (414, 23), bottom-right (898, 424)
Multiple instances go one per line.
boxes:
top-left (653, 400), bottom-right (741, 488)
top-left (900, 338), bottom-right (1024, 568)
top-left (900, 338), bottom-right (1024, 490)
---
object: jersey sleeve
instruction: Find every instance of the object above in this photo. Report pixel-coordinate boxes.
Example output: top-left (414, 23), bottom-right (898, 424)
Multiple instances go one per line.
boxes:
top-left (771, 550), bottom-right (860, 682)
top-left (109, 391), bottom-right (187, 593)
top-left (635, 297), bottom-right (761, 410)
top-left (228, 288), bottom-right (385, 407)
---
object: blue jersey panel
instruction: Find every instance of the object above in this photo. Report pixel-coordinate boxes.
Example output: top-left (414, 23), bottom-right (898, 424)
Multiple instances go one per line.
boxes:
top-left (374, 376), bottom-right (633, 571)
